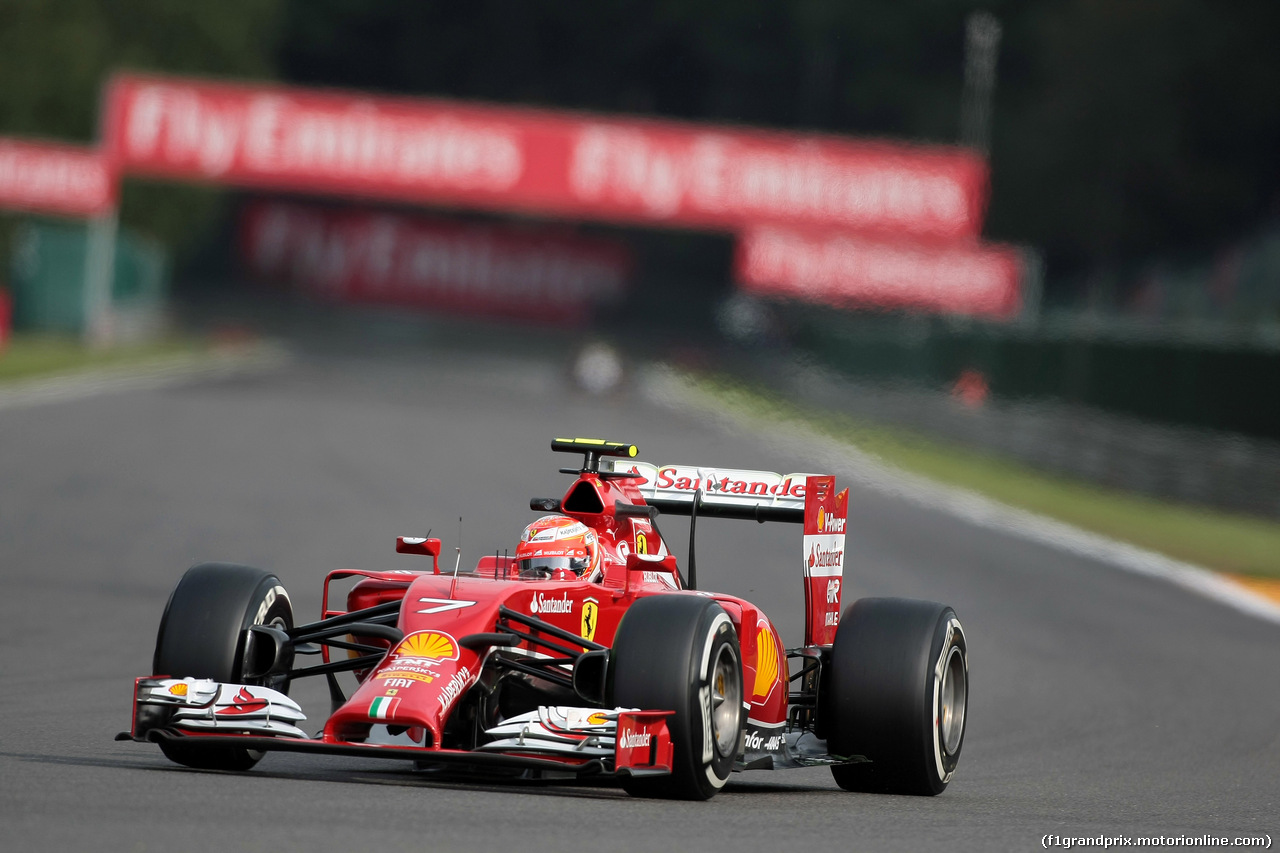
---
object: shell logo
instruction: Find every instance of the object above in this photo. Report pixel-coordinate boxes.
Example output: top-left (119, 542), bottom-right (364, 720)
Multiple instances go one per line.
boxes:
top-left (818, 507), bottom-right (826, 532)
top-left (752, 627), bottom-right (779, 699)
top-left (168, 683), bottom-right (188, 697)
top-left (393, 630), bottom-right (459, 662)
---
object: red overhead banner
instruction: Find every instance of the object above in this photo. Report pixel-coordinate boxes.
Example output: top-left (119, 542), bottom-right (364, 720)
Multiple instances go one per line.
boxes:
top-left (104, 73), bottom-right (988, 240)
top-left (0, 137), bottom-right (116, 218)
top-left (240, 201), bottom-right (630, 325)
top-left (736, 225), bottom-right (1023, 318)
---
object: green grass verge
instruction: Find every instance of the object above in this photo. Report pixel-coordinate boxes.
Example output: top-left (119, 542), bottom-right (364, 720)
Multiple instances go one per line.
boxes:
top-left (685, 372), bottom-right (1280, 580)
top-left (0, 334), bottom-right (206, 384)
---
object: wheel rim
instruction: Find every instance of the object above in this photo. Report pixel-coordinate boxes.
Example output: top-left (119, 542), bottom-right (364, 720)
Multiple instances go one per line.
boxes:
top-left (938, 644), bottom-right (966, 755)
top-left (709, 644), bottom-right (741, 759)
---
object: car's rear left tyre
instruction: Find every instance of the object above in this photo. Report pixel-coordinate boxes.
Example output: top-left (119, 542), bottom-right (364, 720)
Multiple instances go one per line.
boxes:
top-left (823, 597), bottom-right (967, 795)
top-left (608, 594), bottom-right (742, 800)
top-left (152, 562), bottom-right (294, 771)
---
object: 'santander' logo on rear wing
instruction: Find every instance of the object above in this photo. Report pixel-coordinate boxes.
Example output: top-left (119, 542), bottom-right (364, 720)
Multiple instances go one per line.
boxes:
top-left (605, 460), bottom-right (815, 512)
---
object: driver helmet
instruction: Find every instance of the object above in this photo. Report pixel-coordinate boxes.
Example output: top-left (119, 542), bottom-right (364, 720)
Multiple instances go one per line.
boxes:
top-left (515, 515), bottom-right (601, 581)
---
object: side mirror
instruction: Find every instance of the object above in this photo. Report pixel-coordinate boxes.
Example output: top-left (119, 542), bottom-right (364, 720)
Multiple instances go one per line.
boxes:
top-left (396, 536), bottom-right (442, 573)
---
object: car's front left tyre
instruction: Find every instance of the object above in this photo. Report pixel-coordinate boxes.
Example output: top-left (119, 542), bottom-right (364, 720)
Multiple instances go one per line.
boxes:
top-left (152, 562), bottom-right (294, 771)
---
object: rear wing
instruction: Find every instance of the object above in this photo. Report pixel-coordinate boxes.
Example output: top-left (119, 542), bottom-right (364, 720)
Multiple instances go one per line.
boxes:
top-left (606, 460), bottom-right (810, 523)
top-left (603, 457), bottom-right (848, 647)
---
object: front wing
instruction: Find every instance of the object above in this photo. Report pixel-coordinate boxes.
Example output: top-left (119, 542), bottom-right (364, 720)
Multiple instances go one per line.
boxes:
top-left (119, 677), bottom-right (674, 778)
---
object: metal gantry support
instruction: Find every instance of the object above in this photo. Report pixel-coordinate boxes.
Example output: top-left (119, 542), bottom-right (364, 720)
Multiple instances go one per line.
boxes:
top-left (961, 10), bottom-right (1003, 157)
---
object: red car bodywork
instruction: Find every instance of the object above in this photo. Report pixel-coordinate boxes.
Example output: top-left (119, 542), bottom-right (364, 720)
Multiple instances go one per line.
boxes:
top-left (125, 440), bottom-right (849, 779)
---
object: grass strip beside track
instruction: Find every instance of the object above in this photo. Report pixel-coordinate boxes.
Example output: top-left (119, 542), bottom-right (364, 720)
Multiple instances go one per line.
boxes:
top-left (0, 334), bottom-right (205, 383)
top-left (684, 371), bottom-right (1280, 580)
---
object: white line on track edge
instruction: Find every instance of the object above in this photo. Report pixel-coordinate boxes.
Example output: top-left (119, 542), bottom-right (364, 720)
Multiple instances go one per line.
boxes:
top-left (641, 364), bottom-right (1280, 626)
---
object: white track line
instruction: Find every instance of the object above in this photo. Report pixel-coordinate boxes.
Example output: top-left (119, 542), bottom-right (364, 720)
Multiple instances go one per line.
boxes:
top-left (0, 344), bottom-right (293, 412)
top-left (641, 365), bottom-right (1280, 625)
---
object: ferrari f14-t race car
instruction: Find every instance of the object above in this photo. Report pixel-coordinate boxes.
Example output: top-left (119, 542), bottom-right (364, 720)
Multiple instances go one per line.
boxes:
top-left (120, 438), bottom-right (968, 799)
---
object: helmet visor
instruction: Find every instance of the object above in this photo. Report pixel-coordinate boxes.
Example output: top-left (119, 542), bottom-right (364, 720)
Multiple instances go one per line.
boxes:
top-left (517, 556), bottom-right (589, 579)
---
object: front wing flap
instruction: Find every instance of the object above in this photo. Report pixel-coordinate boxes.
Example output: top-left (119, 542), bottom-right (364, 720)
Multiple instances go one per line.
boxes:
top-left (124, 677), bottom-right (308, 741)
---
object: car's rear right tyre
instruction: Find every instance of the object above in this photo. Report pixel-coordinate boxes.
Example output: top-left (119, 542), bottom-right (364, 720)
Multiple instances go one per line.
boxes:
top-left (823, 597), bottom-right (967, 795)
top-left (608, 594), bottom-right (743, 800)
top-left (152, 562), bottom-right (294, 771)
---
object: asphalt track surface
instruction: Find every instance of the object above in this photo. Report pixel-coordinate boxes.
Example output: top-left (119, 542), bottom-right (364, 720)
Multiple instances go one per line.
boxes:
top-left (2, 336), bottom-right (1277, 852)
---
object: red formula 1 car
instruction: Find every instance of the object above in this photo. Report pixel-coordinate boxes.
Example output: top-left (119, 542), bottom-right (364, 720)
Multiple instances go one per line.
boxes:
top-left (120, 438), bottom-right (969, 799)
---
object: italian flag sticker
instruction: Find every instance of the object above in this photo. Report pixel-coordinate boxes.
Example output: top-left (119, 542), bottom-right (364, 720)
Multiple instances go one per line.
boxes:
top-left (369, 696), bottom-right (401, 720)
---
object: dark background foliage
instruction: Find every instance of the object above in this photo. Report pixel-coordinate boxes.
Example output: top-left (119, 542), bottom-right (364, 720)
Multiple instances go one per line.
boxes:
top-left (3, 0), bottom-right (1278, 286)
top-left (276, 0), bottom-right (1280, 276)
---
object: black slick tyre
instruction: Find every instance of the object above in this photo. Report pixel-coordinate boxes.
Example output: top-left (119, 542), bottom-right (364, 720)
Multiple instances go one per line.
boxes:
top-left (608, 594), bottom-right (743, 800)
top-left (152, 562), bottom-right (294, 771)
top-left (824, 597), bottom-right (967, 795)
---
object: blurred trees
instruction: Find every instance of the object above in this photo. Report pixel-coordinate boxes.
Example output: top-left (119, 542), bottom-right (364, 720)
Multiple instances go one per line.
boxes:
top-left (2, 0), bottom-right (1278, 283)
top-left (992, 1), bottom-right (1280, 274)
top-left (277, 0), bottom-right (1280, 279)
top-left (0, 0), bottom-right (284, 253)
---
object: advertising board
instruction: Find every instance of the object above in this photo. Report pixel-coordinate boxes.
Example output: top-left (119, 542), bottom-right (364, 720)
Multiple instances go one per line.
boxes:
top-left (240, 201), bottom-right (630, 324)
top-left (736, 224), bottom-right (1022, 318)
top-left (0, 137), bottom-right (116, 218)
top-left (105, 73), bottom-right (987, 240)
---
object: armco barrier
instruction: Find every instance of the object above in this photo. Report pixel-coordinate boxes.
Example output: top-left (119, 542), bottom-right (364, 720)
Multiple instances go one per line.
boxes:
top-left (740, 329), bottom-right (1280, 518)
top-left (774, 310), bottom-right (1280, 516)
top-left (795, 312), bottom-right (1280, 443)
